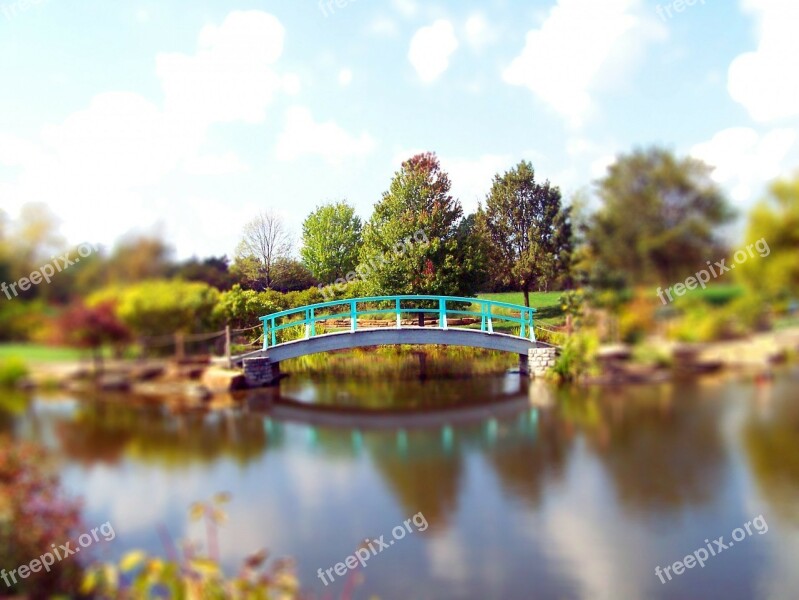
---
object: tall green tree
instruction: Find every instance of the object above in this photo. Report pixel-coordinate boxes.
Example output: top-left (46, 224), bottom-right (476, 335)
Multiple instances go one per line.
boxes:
top-left (736, 175), bottom-right (799, 298)
top-left (358, 152), bottom-right (481, 296)
top-left (484, 161), bottom-right (573, 307)
top-left (587, 147), bottom-right (734, 287)
top-left (300, 201), bottom-right (362, 282)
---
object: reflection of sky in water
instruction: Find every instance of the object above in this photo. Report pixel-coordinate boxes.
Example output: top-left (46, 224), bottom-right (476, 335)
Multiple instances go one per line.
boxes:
top-left (7, 368), bottom-right (799, 599)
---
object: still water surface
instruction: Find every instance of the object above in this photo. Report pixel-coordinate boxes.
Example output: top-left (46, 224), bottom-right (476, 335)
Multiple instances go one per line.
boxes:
top-left (4, 368), bottom-right (799, 599)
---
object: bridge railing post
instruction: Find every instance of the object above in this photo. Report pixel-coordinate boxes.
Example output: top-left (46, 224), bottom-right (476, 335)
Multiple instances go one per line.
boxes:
top-left (350, 300), bottom-right (357, 332)
top-left (262, 319), bottom-right (268, 351)
top-left (439, 298), bottom-right (447, 330)
top-left (396, 298), bottom-right (401, 329)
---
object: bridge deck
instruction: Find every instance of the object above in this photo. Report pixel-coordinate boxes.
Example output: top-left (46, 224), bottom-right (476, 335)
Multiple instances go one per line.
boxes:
top-left (244, 326), bottom-right (547, 362)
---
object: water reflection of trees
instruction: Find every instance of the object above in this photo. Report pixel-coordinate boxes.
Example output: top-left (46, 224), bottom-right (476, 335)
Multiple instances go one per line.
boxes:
top-left (0, 391), bottom-right (28, 434)
top-left (573, 384), bottom-right (727, 513)
top-left (367, 428), bottom-right (464, 528)
top-left (55, 398), bottom-right (270, 468)
top-left (743, 378), bottom-right (799, 524)
top-left (482, 409), bottom-right (573, 508)
top-left (280, 376), bottom-right (525, 410)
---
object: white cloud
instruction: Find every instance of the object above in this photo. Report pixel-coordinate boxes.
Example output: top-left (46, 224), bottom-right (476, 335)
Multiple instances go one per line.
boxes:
top-left (338, 68), bottom-right (353, 87)
top-left (408, 20), bottom-right (459, 83)
top-left (156, 10), bottom-right (287, 126)
top-left (503, 0), bottom-right (665, 128)
top-left (691, 127), bottom-right (797, 204)
top-left (464, 14), bottom-right (496, 50)
top-left (183, 152), bottom-right (249, 176)
top-left (392, 0), bottom-right (418, 18)
top-left (0, 133), bottom-right (45, 167)
top-left (275, 106), bottom-right (376, 164)
top-left (368, 17), bottom-right (399, 37)
top-left (728, 0), bottom-right (799, 122)
top-left (0, 10), bottom-right (293, 255)
top-left (442, 154), bottom-right (513, 214)
top-left (281, 73), bottom-right (302, 96)
top-left (590, 154), bottom-right (616, 179)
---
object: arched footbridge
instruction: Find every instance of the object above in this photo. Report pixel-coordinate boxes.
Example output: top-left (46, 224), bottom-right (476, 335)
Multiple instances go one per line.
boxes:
top-left (236, 296), bottom-right (559, 385)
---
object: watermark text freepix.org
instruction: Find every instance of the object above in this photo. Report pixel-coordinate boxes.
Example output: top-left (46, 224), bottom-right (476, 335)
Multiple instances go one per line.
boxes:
top-left (317, 512), bottom-right (428, 586)
top-left (656, 0), bottom-right (705, 21)
top-left (655, 514), bottom-right (768, 584)
top-left (657, 238), bottom-right (769, 305)
top-left (1, 242), bottom-right (97, 301)
top-left (1, 521), bottom-right (115, 588)
top-left (1, 0), bottom-right (47, 21)
top-left (318, 0), bottom-right (357, 18)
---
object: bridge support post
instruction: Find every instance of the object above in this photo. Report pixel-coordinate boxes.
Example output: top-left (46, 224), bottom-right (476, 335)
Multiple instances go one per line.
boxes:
top-left (528, 347), bottom-right (559, 378)
top-left (243, 357), bottom-right (281, 387)
top-left (519, 354), bottom-right (529, 375)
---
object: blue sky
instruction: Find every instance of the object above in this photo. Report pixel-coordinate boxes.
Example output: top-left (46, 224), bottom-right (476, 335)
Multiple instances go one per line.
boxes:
top-left (1, 0), bottom-right (797, 258)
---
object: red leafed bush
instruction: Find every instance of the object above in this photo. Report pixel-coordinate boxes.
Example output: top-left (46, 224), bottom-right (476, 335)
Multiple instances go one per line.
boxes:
top-left (0, 437), bottom-right (84, 597)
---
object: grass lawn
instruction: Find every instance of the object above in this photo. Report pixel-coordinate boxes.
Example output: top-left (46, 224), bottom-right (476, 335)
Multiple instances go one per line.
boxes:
top-left (691, 284), bottom-right (744, 305)
top-left (0, 343), bottom-right (89, 363)
top-left (478, 291), bottom-right (565, 324)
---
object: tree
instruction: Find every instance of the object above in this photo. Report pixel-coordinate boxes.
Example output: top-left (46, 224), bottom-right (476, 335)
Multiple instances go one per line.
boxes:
top-left (483, 161), bottom-right (573, 307)
top-left (172, 255), bottom-right (236, 290)
top-left (56, 301), bottom-right (131, 372)
top-left (358, 152), bottom-right (482, 297)
top-left (587, 147), bottom-right (734, 288)
top-left (300, 201), bottom-right (362, 283)
top-left (3, 203), bottom-right (66, 300)
top-left (271, 258), bottom-right (317, 292)
top-left (736, 174), bottom-right (799, 298)
top-left (106, 233), bottom-right (174, 283)
top-left (235, 211), bottom-right (292, 289)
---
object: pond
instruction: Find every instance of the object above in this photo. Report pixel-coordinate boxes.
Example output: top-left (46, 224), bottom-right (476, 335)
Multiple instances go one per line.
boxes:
top-left (3, 367), bottom-right (799, 599)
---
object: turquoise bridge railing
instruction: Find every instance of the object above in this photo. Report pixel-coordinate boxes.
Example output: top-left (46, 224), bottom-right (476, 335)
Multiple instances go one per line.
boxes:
top-left (259, 295), bottom-right (536, 350)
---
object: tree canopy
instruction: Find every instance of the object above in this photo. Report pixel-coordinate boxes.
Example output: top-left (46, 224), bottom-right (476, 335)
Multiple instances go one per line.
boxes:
top-left (737, 175), bottom-right (799, 298)
top-left (483, 160), bottom-right (572, 306)
top-left (358, 152), bottom-right (482, 296)
top-left (300, 201), bottom-right (362, 283)
top-left (586, 147), bottom-right (734, 288)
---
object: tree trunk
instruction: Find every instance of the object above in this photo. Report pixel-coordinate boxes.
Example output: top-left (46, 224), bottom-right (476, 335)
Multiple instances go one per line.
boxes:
top-left (522, 286), bottom-right (530, 308)
top-left (92, 347), bottom-right (104, 376)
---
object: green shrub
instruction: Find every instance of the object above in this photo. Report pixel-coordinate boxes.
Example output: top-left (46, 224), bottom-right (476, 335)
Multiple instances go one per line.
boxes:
top-left (214, 285), bottom-right (281, 330)
top-left (0, 357), bottom-right (28, 387)
top-left (670, 308), bottom-right (729, 343)
top-left (89, 280), bottom-right (221, 336)
top-left (549, 332), bottom-right (599, 383)
top-left (723, 294), bottom-right (770, 332)
top-left (632, 344), bottom-right (673, 368)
